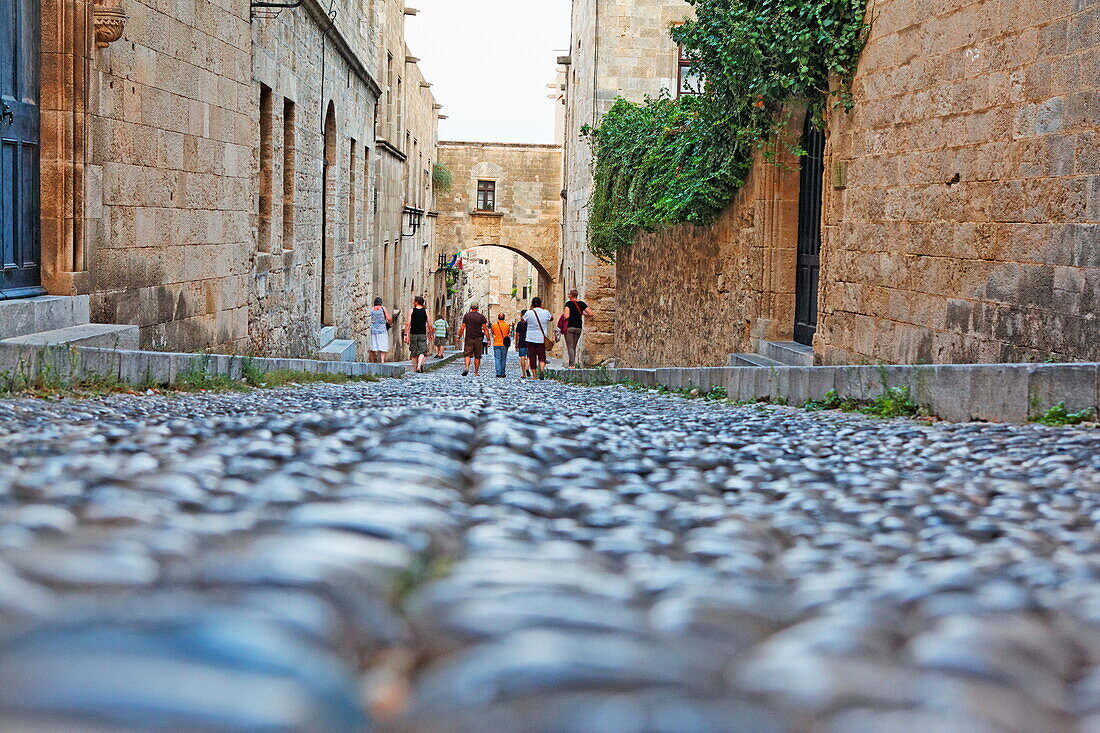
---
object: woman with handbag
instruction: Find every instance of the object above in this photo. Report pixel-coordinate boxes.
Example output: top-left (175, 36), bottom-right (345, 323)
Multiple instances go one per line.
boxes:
top-left (369, 297), bottom-right (393, 363)
top-left (522, 297), bottom-right (554, 379)
top-left (490, 313), bottom-right (511, 378)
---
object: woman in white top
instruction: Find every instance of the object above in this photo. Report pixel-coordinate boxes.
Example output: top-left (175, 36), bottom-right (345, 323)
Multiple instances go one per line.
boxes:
top-left (522, 297), bottom-right (554, 378)
top-left (369, 297), bottom-right (393, 363)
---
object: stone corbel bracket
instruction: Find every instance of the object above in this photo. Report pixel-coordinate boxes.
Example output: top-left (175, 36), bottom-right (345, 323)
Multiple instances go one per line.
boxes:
top-left (93, 0), bottom-right (127, 48)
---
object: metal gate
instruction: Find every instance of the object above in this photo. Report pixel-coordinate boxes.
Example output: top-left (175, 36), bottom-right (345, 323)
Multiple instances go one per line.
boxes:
top-left (1, 0), bottom-right (42, 298)
top-left (794, 112), bottom-right (824, 346)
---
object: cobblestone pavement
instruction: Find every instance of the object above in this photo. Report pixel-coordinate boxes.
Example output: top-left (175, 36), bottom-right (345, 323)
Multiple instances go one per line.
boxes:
top-left (1, 355), bottom-right (1099, 732)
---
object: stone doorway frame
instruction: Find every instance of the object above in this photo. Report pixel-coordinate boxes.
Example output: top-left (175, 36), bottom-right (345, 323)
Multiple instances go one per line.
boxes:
top-left (38, 0), bottom-right (124, 297)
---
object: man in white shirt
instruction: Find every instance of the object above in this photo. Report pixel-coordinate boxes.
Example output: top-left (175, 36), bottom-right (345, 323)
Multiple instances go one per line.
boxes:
top-left (522, 297), bottom-right (554, 379)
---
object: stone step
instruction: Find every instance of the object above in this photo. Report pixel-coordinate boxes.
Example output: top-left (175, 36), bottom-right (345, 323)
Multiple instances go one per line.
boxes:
top-left (0, 295), bottom-right (91, 340)
top-left (757, 340), bottom-right (815, 367)
top-left (729, 353), bottom-right (785, 368)
top-left (1, 323), bottom-right (140, 350)
top-left (317, 338), bottom-right (357, 362)
top-left (318, 326), bottom-right (336, 349)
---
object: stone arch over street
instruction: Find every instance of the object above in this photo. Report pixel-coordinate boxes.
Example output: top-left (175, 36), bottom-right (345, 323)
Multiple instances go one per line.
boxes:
top-left (455, 242), bottom-right (558, 318)
top-left (434, 140), bottom-right (564, 321)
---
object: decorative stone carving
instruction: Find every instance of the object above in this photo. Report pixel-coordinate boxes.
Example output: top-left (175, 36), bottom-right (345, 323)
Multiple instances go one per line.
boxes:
top-left (93, 0), bottom-right (127, 48)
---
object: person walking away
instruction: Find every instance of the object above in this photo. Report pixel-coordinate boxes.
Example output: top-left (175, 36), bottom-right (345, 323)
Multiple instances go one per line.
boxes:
top-left (457, 304), bottom-right (490, 377)
top-left (369, 297), bottom-right (392, 363)
top-left (515, 309), bottom-right (530, 378)
top-left (523, 297), bottom-right (553, 379)
top-left (491, 313), bottom-right (511, 378)
top-left (561, 289), bottom-right (595, 368)
top-left (433, 315), bottom-right (449, 358)
top-left (403, 296), bottom-right (431, 373)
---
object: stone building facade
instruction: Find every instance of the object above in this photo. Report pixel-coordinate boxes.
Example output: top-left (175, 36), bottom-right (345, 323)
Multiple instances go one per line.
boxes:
top-left (564, 0), bottom-right (1099, 368)
top-left (560, 0), bottom-right (696, 365)
top-left (434, 141), bottom-right (563, 323)
top-left (371, 0), bottom-right (440, 361)
top-left (12, 0), bottom-right (437, 359)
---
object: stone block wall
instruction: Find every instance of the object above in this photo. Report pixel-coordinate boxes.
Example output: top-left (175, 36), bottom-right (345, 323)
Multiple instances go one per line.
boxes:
top-left (586, 0), bottom-right (1098, 368)
top-left (39, 0), bottom-right (439, 360)
top-left (615, 133), bottom-right (802, 368)
top-left (818, 0), bottom-right (1099, 364)
top-left (82, 0), bottom-right (256, 353)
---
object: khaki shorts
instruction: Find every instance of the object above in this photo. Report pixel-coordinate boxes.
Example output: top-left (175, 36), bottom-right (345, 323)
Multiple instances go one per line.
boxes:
top-left (463, 338), bottom-right (485, 359)
top-left (409, 334), bottom-right (429, 358)
top-left (434, 336), bottom-right (448, 347)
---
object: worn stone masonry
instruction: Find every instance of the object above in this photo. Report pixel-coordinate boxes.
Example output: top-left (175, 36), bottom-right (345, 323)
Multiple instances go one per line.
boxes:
top-left (818, 0), bottom-right (1100, 366)
top-left (30, 0), bottom-right (439, 359)
top-left (565, 0), bottom-right (1098, 369)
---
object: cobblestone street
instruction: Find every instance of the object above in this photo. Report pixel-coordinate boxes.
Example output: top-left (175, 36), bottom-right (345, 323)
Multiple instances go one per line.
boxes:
top-left (1, 358), bottom-right (1099, 732)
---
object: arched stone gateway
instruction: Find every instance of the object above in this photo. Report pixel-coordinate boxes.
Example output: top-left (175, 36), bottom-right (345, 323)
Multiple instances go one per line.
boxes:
top-left (434, 141), bottom-right (563, 319)
top-left (453, 243), bottom-right (557, 320)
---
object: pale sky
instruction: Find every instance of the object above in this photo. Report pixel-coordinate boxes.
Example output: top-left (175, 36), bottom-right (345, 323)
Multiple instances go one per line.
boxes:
top-left (404, 0), bottom-right (571, 144)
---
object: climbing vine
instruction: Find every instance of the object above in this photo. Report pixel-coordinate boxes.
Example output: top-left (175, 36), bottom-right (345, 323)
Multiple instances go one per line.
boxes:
top-left (432, 163), bottom-right (453, 192)
top-left (582, 0), bottom-right (870, 260)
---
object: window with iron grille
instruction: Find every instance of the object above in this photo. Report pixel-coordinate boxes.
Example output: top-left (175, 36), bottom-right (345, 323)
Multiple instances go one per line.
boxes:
top-left (476, 180), bottom-right (496, 211)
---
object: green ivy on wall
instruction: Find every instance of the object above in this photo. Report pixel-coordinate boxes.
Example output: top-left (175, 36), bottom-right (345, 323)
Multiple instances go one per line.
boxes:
top-left (582, 0), bottom-right (870, 261)
top-left (432, 163), bottom-right (454, 192)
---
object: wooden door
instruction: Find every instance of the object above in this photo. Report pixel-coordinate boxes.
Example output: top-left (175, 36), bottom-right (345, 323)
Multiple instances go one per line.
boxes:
top-left (0, 0), bottom-right (42, 297)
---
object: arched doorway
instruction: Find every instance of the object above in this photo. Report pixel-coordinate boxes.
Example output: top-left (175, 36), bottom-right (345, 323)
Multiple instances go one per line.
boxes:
top-left (455, 244), bottom-right (557, 318)
top-left (794, 112), bottom-right (825, 347)
top-left (320, 102), bottom-right (336, 326)
top-left (1, 0), bottom-right (42, 297)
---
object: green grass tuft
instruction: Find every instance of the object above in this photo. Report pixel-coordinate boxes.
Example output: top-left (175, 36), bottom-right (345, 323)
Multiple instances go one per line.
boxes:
top-left (1034, 402), bottom-right (1096, 426)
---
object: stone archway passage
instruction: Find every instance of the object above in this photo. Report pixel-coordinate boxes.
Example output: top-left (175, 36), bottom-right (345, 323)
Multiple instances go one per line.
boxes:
top-left (464, 242), bottom-right (556, 308)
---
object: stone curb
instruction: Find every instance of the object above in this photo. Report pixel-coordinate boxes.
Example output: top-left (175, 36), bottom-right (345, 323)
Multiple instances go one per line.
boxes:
top-left (547, 363), bottom-right (1100, 424)
top-left (0, 343), bottom-right (407, 388)
top-left (389, 349), bottom-right (463, 373)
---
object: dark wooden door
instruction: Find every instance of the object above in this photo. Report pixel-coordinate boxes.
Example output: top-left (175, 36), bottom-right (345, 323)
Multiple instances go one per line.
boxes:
top-left (0, 0), bottom-right (42, 298)
top-left (794, 113), bottom-right (825, 346)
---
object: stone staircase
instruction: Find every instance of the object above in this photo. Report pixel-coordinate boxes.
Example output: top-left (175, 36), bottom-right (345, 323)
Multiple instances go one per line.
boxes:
top-left (317, 325), bottom-right (357, 362)
top-left (0, 295), bottom-right (139, 349)
top-left (729, 340), bottom-right (815, 368)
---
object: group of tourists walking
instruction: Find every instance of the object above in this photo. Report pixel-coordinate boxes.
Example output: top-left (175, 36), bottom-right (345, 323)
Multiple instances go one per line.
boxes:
top-left (455, 289), bottom-right (594, 378)
top-left (366, 289), bottom-right (594, 376)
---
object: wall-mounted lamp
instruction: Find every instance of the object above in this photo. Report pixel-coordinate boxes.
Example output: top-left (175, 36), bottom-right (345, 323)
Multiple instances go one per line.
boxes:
top-left (402, 206), bottom-right (424, 237)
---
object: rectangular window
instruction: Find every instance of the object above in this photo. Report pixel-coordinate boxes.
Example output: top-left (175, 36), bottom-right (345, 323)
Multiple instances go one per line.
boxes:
top-left (348, 138), bottom-right (357, 242)
top-left (258, 84), bottom-right (274, 252)
top-left (282, 98), bottom-right (296, 249)
top-left (476, 180), bottom-right (496, 211)
top-left (677, 44), bottom-right (704, 97)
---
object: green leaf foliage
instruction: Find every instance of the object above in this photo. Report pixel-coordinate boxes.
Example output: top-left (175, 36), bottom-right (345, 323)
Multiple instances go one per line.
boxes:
top-left (583, 0), bottom-right (869, 260)
top-left (432, 163), bottom-right (453, 192)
